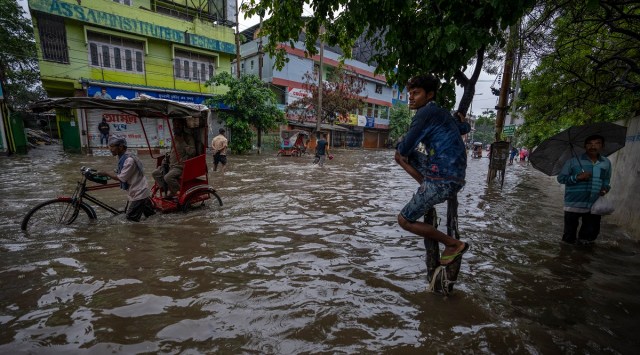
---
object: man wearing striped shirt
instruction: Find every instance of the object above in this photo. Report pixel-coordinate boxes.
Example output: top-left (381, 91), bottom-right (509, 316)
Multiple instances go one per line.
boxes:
top-left (557, 135), bottom-right (612, 244)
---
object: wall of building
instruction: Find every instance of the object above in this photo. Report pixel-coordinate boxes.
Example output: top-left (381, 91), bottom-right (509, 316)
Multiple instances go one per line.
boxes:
top-left (237, 36), bottom-right (395, 148)
top-left (607, 115), bottom-right (640, 239)
top-left (29, 0), bottom-right (236, 96)
top-left (29, 0), bottom-right (237, 151)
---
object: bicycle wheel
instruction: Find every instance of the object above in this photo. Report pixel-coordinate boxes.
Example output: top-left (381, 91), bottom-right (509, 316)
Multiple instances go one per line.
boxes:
top-left (181, 190), bottom-right (222, 212)
top-left (21, 199), bottom-right (96, 231)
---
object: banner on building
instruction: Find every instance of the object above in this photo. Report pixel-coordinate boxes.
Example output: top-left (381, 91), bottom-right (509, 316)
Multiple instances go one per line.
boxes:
top-left (88, 86), bottom-right (210, 104)
top-left (349, 114), bottom-right (359, 126)
top-left (287, 88), bottom-right (311, 105)
top-left (356, 115), bottom-right (367, 127)
top-left (87, 109), bottom-right (173, 148)
top-left (365, 116), bottom-right (375, 128)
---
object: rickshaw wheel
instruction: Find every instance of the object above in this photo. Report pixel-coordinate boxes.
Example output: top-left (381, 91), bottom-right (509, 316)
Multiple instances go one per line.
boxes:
top-left (181, 190), bottom-right (223, 212)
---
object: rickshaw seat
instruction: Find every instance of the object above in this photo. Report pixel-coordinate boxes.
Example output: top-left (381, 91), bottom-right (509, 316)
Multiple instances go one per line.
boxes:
top-left (180, 154), bottom-right (207, 186)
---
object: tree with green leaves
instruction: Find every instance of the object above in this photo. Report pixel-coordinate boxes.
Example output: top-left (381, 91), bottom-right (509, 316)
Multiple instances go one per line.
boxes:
top-left (206, 72), bottom-right (286, 154)
top-left (473, 110), bottom-right (497, 145)
top-left (286, 66), bottom-right (366, 126)
top-left (388, 102), bottom-right (411, 145)
top-left (243, 0), bottom-right (536, 115)
top-left (517, 0), bottom-right (639, 148)
top-left (0, 0), bottom-right (45, 110)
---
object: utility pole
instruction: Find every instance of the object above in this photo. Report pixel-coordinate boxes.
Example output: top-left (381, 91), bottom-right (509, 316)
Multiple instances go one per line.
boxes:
top-left (316, 32), bottom-right (324, 134)
top-left (487, 24), bottom-right (517, 183)
top-left (258, 18), bottom-right (263, 81)
top-left (509, 20), bottom-right (524, 127)
top-left (234, 2), bottom-right (241, 79)
top-left (257, 16), bottom-right (264, 154)
top-left (494, 26), bottom-right (516, 143)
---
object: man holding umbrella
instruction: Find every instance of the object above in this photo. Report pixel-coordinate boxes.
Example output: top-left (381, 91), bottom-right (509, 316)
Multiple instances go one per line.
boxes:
top-left (557, 135), bottom-right (612, 245)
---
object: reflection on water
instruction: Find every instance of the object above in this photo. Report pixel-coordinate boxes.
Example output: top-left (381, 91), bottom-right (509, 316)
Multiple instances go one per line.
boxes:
top-left (1, 146), bottom-right (639, 353)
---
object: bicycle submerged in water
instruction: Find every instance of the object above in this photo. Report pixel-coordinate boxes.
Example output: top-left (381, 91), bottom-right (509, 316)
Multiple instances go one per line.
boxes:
top-left (21, 167), bottom-right (123, 231)
top-left (21, 165), bottom-right (223, 232)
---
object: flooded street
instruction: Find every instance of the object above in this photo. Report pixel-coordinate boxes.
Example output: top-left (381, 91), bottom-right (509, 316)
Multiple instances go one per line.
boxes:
top-left (1, 146), bottom-right (639, 354)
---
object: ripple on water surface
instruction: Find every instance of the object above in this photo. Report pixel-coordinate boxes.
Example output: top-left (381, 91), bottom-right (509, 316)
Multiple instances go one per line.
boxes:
top-left (0, 148), bottom-right (638, 353)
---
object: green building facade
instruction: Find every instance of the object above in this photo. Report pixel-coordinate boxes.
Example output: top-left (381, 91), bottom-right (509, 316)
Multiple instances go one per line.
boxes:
top-left (28, 0), bottom-right (236, 152)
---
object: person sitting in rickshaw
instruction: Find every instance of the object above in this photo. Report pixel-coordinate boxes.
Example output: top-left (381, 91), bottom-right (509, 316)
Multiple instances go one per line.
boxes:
top-left (293, 132), bottom-right (307, 155)
top-left (152, 118), bottom-right (196, 198)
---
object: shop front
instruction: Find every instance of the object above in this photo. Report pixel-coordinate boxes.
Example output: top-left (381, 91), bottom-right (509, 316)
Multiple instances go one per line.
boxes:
top-left (79, 82), bottom-right (214, 152)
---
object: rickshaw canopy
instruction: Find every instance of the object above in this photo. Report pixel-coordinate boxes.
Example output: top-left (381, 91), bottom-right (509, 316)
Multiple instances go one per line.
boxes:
top-left (30, 97), bottom-right (208, 119)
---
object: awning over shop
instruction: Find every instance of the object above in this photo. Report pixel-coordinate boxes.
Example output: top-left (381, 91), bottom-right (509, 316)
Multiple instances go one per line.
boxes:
top-left (30, 97), bottom-right (208, 118)
top-left (288, 121), bottom-right (350, 132)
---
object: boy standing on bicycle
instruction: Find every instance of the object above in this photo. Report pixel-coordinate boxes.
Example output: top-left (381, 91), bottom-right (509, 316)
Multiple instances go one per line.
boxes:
top-left (98, 135), bottom-right (155, 222)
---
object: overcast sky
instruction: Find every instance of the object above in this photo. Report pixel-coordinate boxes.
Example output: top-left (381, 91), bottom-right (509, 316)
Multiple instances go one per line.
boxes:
top-left (16, 0), bottom-right (497, 114)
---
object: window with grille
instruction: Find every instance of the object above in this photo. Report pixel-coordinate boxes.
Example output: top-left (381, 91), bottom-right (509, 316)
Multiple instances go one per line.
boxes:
top-left (37, 14), bottom-right (69, 63)
top-left (381, 106), bottom-right (389, 119)
top-left (174, 49), bottom-right (216, 82)
top-left (88, 32), bottom-right (145, 74)
top-left (375, 84), bottom-right (383, 94)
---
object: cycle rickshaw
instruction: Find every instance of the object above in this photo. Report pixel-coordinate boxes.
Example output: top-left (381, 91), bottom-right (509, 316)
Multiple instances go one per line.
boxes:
top-left (276, 130), bottom-right (309, 157)
top-left (21, 97), bottom-right (222, 231)
top-left (471, 142), bottom-right (483, 159)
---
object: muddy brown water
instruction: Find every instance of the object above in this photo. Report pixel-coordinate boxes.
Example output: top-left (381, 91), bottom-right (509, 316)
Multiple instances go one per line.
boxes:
top-left (1, 146), bottom-right (639, 354)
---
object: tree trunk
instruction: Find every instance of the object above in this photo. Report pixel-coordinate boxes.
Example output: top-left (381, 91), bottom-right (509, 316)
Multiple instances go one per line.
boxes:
top-left (455, 46), bottom-right (485, 116)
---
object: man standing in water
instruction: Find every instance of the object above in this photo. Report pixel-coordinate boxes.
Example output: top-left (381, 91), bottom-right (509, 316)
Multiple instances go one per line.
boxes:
top-left (97, 135), bottom-right (155, 222)
top-left (211, 128), bottom-right (228, 173)
top-left (395, 74), bottom-right (469, 265)
top-left (557, 135), bottom-right (611, 245)
top-left (315, 133), bottom-right (329, 167)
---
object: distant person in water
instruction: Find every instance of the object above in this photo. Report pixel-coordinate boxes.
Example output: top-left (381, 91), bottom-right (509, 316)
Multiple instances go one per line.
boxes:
top-left (315, 133), bottom-right (329, 167)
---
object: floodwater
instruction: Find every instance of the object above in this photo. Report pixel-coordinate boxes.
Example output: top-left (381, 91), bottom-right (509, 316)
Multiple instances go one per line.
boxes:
top-left (1, 146), bottom-right (639, 354)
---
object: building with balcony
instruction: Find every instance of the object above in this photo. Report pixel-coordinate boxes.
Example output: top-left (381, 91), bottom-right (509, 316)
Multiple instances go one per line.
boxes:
top-left (235, 26), bottom-right (407, 149)
top-left (28, 0), bottom-right (237, 152)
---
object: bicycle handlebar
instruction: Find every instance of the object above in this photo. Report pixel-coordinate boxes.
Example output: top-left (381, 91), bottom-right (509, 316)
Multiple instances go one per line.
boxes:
top-left (80, 166), bottom-right (110, 185)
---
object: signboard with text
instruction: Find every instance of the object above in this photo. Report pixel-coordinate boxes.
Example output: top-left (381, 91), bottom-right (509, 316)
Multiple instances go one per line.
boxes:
top-left (503, 125), bottom-right (516, 137)
top-left (87, 110), bottom-right (168, 148)
top-left (30, 0), bottom-right (235, 54)
top-left (287, 88), bottom-right (311, 105)
top-left (88, 86), bottom-right (208, 104)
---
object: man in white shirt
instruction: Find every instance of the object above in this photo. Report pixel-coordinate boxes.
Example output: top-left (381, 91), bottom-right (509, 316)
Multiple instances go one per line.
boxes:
top-left (211, 128), bottom-right (228, 173)
top-left (98, 135), bottom-right (155, 222)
